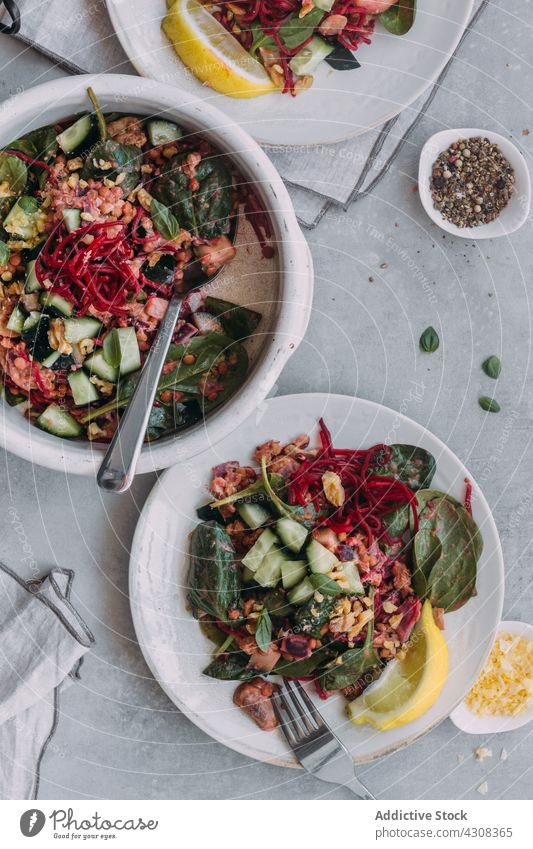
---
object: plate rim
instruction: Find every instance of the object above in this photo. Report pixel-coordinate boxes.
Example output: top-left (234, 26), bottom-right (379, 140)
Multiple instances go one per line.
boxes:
top-left (106, 0), bottom-right (475, 147)
top-left (129, 392), bottom-right (504, 768)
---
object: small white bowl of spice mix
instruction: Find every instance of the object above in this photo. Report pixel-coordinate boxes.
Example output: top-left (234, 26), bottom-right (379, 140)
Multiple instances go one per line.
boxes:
top-left (418, 128), bottom-right (531, 239)
top-left (450, 620), bottom-right (533, 734)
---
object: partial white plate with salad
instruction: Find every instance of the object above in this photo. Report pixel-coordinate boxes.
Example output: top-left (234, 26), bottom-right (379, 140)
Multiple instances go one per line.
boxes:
top-left (129, 393), bottom-right (504, 766)
top-left (106, 0), bottom-right (475, 146)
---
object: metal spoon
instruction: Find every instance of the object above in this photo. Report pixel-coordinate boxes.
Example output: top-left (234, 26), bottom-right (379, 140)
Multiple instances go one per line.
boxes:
top-left (97, 221), bottom-right (237, 493)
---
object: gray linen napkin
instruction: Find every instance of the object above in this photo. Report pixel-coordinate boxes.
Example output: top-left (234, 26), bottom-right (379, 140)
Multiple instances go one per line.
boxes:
top-left (0, 563), bottom-right (94, 800)
top-left (8, 0), bottom-right (486, 226)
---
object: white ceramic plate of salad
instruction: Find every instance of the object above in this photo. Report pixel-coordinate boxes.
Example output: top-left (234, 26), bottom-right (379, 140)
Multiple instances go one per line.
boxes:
top-left (129, 393), bottom-right (503, 766)
top-left (107, 0), bottom-right (474, 146)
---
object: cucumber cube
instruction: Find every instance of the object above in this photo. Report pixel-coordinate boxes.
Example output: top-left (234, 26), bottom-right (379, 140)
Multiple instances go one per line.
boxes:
top-left (241, 528), bottom-right (277, 573)
top-left (306, 539), bottom-right (339, 575)
top-left (276, 517), bottom-right (308, 553)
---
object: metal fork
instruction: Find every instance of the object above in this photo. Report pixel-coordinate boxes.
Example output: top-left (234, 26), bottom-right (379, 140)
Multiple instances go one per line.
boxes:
top-left (272, 679), bottom-right (375, 799)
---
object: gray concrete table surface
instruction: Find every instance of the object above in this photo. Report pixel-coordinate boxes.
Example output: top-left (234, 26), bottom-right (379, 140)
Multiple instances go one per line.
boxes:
top-left (1, 0), bottom-right (532, 799)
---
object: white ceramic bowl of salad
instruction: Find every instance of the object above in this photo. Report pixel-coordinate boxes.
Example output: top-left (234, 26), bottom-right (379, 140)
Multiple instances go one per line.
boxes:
top-left (0, 74), bottom-right (313, 476)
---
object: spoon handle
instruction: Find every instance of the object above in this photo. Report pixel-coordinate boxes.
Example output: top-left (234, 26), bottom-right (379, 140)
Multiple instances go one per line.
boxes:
top-left (97, 294), bottom-right (183, 492)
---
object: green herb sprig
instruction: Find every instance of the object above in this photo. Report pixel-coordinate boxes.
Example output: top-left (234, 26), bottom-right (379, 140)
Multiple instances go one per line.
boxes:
top-left (254, 606), bottom-right (272, 653)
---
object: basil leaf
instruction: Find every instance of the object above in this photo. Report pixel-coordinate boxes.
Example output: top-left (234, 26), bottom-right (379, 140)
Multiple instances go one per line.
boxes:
top-left (279, 8), bottom-right (324, 50)
top-left (380, 1), bottom-right (416, 36)
top-left (0, 240), bottom-right (10, 266)
top-left (255, 607), bottom-right (272, 653)
top-left (151, 198), bottom-right (180, 241)
top-left (18, 196), bottom-right (40, 214)
top-left (479, 396), bottom-right (500, 413)
top-left (419, 325), bottom-right (439, 353)
top-left (482, 355), bottom-right (501, 379)
top-left (0, 153), bottom-right (27, 194)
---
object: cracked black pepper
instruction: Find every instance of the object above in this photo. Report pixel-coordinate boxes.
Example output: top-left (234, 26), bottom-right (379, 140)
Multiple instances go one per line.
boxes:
top-left (430, 137), bottom-right (515, 228)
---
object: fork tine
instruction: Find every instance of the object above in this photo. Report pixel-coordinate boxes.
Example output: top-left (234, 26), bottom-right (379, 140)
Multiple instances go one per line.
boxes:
top-left (283, 679), bottom-right (320, 734)
top-left (271, 689), bottom-right (302, 747)
top-left (289, 679), bottom-right (328, 730)
top-left (274, 688), bottom-right (308, 745)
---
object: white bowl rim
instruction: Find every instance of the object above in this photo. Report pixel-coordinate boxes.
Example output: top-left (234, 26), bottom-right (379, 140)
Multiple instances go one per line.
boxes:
top-left (418, 127), bottom-right (531, 240)
top-left (0, 74), bottom-right (313, 475)
top-left (450, 620), bottom-right (533, 735)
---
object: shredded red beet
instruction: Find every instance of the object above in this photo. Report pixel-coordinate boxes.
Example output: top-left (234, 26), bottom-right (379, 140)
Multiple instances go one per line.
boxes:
top-left (287, 419), bottom-right (419, 544)
top-left (35, 221), bottom-right (141, 316)
top-left (214, 1), bottom-right (375, 94)
top-left (464, 477), bottom-right (472, 515)
top-left (4, 148), bottom-right (53, 173)
top-left (313, 678), bottom-right (331, 700)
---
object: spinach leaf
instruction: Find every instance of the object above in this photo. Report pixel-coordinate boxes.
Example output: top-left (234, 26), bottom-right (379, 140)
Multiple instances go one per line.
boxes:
top-left (188, 521), bottom-right (242, 622)
top-left (145, 404), bottom-right (175, 439)
top-left (417, 497), bottom-right (478, 611)
top-left (151, 154), bottom-right (233, 239)
top-left (143, 254), bottom-right (176, 285)
top-left (255, 607), bottom-right (272, 653)
top-left (261, 589), bottom-right (293, 619)
top-left (3, 385), bottom-right (25, 406)
top-left (203, 651), bottom-right (255, 681)
top-left (381, 503), bottom-right (410, 538)
top-left (294, 594), bottom-right (338, 638)
top-left (0, 153), bottom-right (27, 194)
top-left (201, 341), bottom-right (248, 413)
top-left (151, 198), bottom-right (180, 241)
top-left (7, 125), bottom-right (56, 161)
top-left (249, 22), bottom-right (277, 56)
top-left (371, 444), bottom-right (436, 491)
top-left (81, 333), bottom-right (247, 432)
top-left (414, 489), bottom-right (483, 561)
top-left (158, 333), bottom-right (229, 392)
top-left (275, 645), bottom-right (332, 678)
top-left (380, 0), bottom-right (416, 36)
top-left (482, 355), bottom-right (501, 379)
top-left (419, 325), bottom-right (439, 353)
top-left (319, 595), bottom-right (381, 691)
top-left (204, 296), bottom-right (262, 341)
top-left (412, 528), bottom-right (442, 597)
top-left (0, 239), bottom-right (10, 265)
top-left (82, 140), bottom-right (142, 194)
top-left (325, 44), bottom-right (361, 71)
top-left (279, 8), bottom-right (324, 49)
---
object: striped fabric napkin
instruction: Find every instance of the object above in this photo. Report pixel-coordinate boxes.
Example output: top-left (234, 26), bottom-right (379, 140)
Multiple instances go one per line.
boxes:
top-left (8, 0), bottom-right (486, 226)
top-left (0, 564), bottom-right (94, 799)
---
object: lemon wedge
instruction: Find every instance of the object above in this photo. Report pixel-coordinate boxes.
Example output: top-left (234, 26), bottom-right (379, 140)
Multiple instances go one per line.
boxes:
top-left (347, 600), bottom-right (448, 731)
top-left (163, 0), bottom-right (277, 98)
